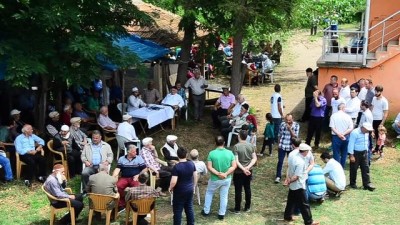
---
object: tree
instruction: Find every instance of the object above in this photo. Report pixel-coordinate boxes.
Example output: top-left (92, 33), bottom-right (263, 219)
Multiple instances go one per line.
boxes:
top-left (0, 0), bottom-right (152, 131)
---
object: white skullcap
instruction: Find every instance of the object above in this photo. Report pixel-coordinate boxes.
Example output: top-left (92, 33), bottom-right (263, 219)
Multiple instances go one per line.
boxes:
top-left (48, 111), bottom-right (60, 118)
top-left (61, 125), bottom-right (70, 132)
top-left (166, 135), bottom-right (178, 142)
top-left (299, 143), bottom-right (312, 151)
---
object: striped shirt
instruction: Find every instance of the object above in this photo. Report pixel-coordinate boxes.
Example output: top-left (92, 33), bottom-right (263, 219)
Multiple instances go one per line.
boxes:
top-left (117, 155), bottom-right (146, 178)
top-left (278, 122), bottom-right (300, 151)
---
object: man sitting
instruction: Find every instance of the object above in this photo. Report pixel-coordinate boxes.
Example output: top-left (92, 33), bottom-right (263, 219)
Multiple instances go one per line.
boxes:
top-left (125, 173), bottom-right (161, 225)
top-left (53, 125), bottom-right (82, 178)
top-left (81, 130), bottom-right (113, 191)
top-left (220, 103), bottom-right (250, 143)
top-left (127, 87), bottom-right (146, 112)
top-left (69, 117), bottom-right (88, 151)
top-left (320, 152), bottom-right (346, 196)
top-left (306, 164), bottom-right (327, 202)
top-left (117, 114), bottom-right (138, 142)
top-left (112, 144), bottom-right (147, 211)
top-left (98, 106), bottom-right (118, 131)
top-left (0, 149), bottom-right (13, 182)
top-left (44, 164), bottom-right (84, 225)
top-left (219, 94), bottom-right (247, 127)
top-left (161, 135), bottom-right (179, 167)
top-left (162, 86), bottom-right (184, 109)
top-left (14, 124), bottom-right (46, 187)
top-left (211, 87), bottom-right (236, 128)
top-left (46, 111), bottom-right (62, 137)
top-left (73, 102), bottom-right (95, 123)
top-left (142, 81), bottom-right (162, 105)
top-left (87, 163), bottom-right (117, 196)
top-left (140, 137), bottom-right (171, 194)
top-left (393, 112), bottom-right (400, 139)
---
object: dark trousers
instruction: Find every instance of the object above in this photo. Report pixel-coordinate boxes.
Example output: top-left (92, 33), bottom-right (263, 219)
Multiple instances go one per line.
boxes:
top-left (372, 120), bottom-right (382, 147)
top-left (56, 150), bottom-right (82, 178)
top-left (233, 172), bottom-right (252, 211)
top-left (191, 93), bottom-right (205, 120)
top-left (323, 106), bottom-right (332, 130)
top-left (211, 108), bottom-right (228, 127)
top-left (172, 191), bottom-right (195, 225)
top-left (272, 118), bottom-right (282, 143)
top-left (158, 167), bottom-right (172, 192)
top-left (260, 138), bottom-right (273, 155)
top-left (52, 194), bottom-right (84, 224)
top-left (276, 149), bottom-right (291, 179)
top-left (355, 112), bottom-right (363, 127)
top-left (305, 116), bottom-right (324, 147)
top-left (350, 150), bottom-right (371, 187)
top-left (19, 153), bottom-right (47, 180)
top-left (284, 189), bottom-right (313, 225)
top-left (301, 97), bottom-right (313, 121)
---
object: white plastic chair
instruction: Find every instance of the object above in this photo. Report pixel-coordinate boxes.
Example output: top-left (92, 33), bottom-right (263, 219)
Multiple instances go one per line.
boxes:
top-left (227, 125), bottom-right (242, 147)
top-left (115, 134), bottom-right (141, 160)
top-left (117, 103), bottom-right (128, 115)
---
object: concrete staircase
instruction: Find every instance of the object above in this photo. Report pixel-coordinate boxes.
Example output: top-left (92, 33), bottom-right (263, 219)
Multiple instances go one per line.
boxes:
top-left (366, 37), bottom-right (400, 68)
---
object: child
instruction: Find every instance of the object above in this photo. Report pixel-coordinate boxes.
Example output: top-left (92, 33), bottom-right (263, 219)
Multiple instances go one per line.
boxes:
top-left (374, 126), bottom-right (387, 159)
top-left (247, 127), bottom-right (257, 151)
top-left (259, 113), bottom-right (274, 156)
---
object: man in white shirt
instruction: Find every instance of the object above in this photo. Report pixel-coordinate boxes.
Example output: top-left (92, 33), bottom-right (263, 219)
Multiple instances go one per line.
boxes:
top-left (271, 84), bottom-right (284, 143)
top-left (392, 113), bottom-right (400, 139)
top-left (370, 85), bottom-right (389, 144)
top-left (161, 86), bottom-right (184, 109)
top-left (184, 69), bottom-right (208, 121)
top-left (345, 88), bottom-right (361, 125)
top-left (320, 152), bottom-right (346, 195)
top-left (329, 103), bottom-right (353, 168)
top-left (98, 106), bottom-right (118, 130)
top-left (219, 94), bottom-right (246, 127)
top-left (339, 78), bottom-right (351, 102)
top-left (127, 87), bottom-right (146, 112)
top-left (331, 88), bottom-right (346, 114)
top-left (117, 114), bottom-right (138, 141)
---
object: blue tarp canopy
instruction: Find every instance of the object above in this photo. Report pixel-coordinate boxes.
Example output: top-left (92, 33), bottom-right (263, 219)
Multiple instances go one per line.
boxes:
top-left (101, 34), bottom-right (170, 71)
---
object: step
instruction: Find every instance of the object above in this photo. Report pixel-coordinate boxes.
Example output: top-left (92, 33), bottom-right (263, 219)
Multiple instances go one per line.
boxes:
top-left (388, 40), bottom-right (399, 46)
top-left (366, 52), bottom-right (376, 60)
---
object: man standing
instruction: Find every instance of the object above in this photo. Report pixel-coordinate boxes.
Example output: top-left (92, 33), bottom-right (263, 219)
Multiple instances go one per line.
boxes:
top-left (87, 163), bottom-right (117, 196)
top-left (271, 84), bottom-right (284, 143)
top-left (339, 78), bottom-right (351, 102)
top-left (322, 75), bottom-right (340, 124)
top-left (306, 90), bottom-right (327, 149)
top-left (202, 136), bottom-right (237, 220)
top-left (211, 87), bottom-right (235, 128)
top-left (392, 112), bottom-right (400, 138)
top-left (14, 124), bottom-right (46, 187)
top-left (320, 152), bottom-right (346, 195)
top-left (275, 114), bottom-right (300, 183)
top-left (184, 68), bottom-right (208, 121)
top-left (364, 79), bottom-right (375, 106)
top-left (331, 88), bottom-right (346, 114)
top-left (348, 122), bottom-right (376, 191)
top-left (231, 130), bottom-right (257, 214)
top-left (117, 114), bottom-right (138, 141)
top-left (345, 88), bottom-right (361, 125)
top-left (81, 130), bottom-right (113, 190)
top-left (142, 81), bottom-right (162, 105)
top-left (329, 103), bottom-right (353, 168)
top-left (301, 68), bottom-right (318, 122)
top-left (283, 144), bottom-right (319, 225)
top-left (112, 144), bottom-right (147, 210)
top-left (44, 164), bottom-right (84, 225)
top-left (370, 85), bottom-right (389, 144)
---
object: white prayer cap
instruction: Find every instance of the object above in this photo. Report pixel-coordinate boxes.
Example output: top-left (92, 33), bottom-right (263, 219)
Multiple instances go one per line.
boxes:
top-left (61, 125), bottom-right (70, 132)
top-left (10, 109), bottom-right (21, 116)
top-left (299, 143), bottom-right (312, 151)
top-left (166, 135), bottom-right (178, 142)
top-left (48, 111), bottom-right (60, 118)
top-left (132, 87), bottom-right (139, 92)
top-left (122, 114), bottom-right (132, 121)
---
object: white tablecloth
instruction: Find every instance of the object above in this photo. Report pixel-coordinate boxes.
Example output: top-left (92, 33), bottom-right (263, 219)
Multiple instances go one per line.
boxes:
top-left (128, 105), bottom-right (174, 128)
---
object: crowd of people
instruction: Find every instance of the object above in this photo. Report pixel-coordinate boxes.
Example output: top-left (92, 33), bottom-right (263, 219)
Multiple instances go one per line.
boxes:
top-left (0, 64), bottom-right (399, 225)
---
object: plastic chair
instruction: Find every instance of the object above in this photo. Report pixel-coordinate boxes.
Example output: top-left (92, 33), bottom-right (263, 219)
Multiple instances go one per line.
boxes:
top-left (47, 140), bottom-right (70, 180)
top-left (125, 197), bottom-right (156, 225)
top-left (42, 185), bottom-right (75, 225)
top-left (115, 134), bottom-right (141, 160)
top-left (102, 127), bottom-right (116, 143)
top-left (117, 103), bottom-right (128, 115)
top-left (227, 125), bottom-right (242, 147)
top-left (16, 147), bottom-right (44, 180)
top-left (80, 163), bottom-right (111, 192)
top-left (87, 193), bottom-right (119, 225)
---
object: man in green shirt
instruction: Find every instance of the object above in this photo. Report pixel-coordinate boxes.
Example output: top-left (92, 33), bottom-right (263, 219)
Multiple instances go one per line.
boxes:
top-left (202, 136), bottom-right (237, 220)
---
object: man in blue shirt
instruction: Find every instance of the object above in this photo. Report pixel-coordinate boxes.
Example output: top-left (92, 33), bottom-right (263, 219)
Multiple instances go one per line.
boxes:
top-left (347, 122), bottom-right (375, 191)
top-left (14, 124), bottom-right (46, 186)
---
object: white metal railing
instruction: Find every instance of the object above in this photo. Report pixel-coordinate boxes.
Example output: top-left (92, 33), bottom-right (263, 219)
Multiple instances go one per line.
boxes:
top-left (368, 10), bottom-right (400, 52)
top-left (321, 29), bottom-right (365, 64)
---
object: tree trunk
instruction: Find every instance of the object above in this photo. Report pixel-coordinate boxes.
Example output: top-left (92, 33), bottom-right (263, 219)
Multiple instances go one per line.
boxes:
top-left (230, 31), bottom-right (244, 96)
top-left (37, 75), bottom-right (49, 133)
top-left (177, 20), bottom-right (195, 83)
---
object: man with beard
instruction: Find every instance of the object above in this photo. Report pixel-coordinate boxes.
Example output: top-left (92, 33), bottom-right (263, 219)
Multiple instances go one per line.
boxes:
top-left (370, 85), bottom-right (389, 147)
top-left (127, 87), bottom-right (146, 112)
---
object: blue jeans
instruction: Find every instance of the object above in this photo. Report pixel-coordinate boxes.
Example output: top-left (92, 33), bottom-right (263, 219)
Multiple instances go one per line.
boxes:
top-left (203, 178), bottom-right (232, 216)
top-left (0, 155), bottom-right (13, 181)
top-left (276, 149), bottom-right (291, 179)
top-left (332, 135), bottom-right (349, 168)
top-left (173, 191), bottom-right (194, 225)
top-left (272, 118), bottom-right (282, 143)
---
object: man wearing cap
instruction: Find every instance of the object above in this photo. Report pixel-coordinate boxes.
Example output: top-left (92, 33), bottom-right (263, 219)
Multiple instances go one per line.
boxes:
top-left (53, 125), bottom-right (82, 178)
top-left (46, 111), bottom-right (62, 137)
top-left (220, 103), bottom-right (250, 143)
top-left (10, 109), bottom-right (26, 134)
top-left (283, 143), bottom-right (319, 225)
top-left (98, 106), bottom-right (118, 130)
top-left (161, 135), bottom-right (180, 166)
top-left (117, 114), bottom-right (138, 141)
top-left (162, 86), bottom-right (185, 117)
top-left (127, 87), bottom-right (146, 112)
top-left (185, 68), bottom-right (208, 121)
top-left (81, 130), bottom-right (113, 191)
top-left (112, 144), bottom-right (147, 210)
top-left (14, 124), bottom-right (46, 186)
top-left (140, 137), bottom-right (171, 193)
top-left (329, 103), bottom-right (354, 168)
top-left (211, 87), bottom-right (235, 128)
top-left (44, 164), bottom-right (84, 225)
top-left (142, 81), bottom-right (162, 105)
top-left (348, 122), bottom-right (376, 191)
top-left (69, 117), bottom-right (88, 151)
